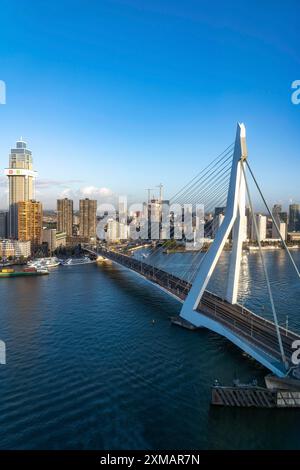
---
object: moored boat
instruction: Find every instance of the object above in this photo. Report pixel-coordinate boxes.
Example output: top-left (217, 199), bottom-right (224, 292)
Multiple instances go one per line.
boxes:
top-left (27, 257), bottom-right (61, 268)
top-left (0, 267), bottom-right (49, 278)
top-left (61, 256), bottom-right (94, 266)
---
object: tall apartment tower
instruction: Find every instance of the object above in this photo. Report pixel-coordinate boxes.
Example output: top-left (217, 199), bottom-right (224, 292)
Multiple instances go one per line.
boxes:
top-left (0, 211), bottom-right (8, 238)
top-left (4, 139), bottom-right (37, 238)
top-left (289, 204), bottom-right (300, 232)
top-left (272, 204), bottom-right (287, 240)
top-left (252, 214), bottom-right (267, 242)
top-left (17, 200), bottom-right (43, 250)
top-left (79, 198), bottom-right (97, 239)
top-left (57, 198), bottom-right (73, 236)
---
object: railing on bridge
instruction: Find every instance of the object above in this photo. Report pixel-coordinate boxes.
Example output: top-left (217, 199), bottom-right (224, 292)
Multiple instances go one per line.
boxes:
top-left (86, 245), bottom-right (300, 376)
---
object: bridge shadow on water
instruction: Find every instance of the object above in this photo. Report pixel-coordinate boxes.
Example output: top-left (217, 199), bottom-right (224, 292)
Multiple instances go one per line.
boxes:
top-left (96, 260), bottom-right (182, 315)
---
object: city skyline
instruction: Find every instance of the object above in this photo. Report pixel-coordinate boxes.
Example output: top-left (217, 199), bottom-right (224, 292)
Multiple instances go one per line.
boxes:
top-left (1, 135), bottom-right (300, 212)
top-left (1, 2), bottom-right (300, 456)
top-left (0, 1), bottom-right (300, 209)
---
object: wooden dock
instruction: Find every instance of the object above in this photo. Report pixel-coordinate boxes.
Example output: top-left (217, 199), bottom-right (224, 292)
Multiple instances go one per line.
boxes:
top-left (211, 384), bottom-right (300, 408)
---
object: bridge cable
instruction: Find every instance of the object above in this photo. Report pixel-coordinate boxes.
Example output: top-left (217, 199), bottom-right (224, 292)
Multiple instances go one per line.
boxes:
top-left (241, 163), bottom-right (288, 370)
top-left (170, 143), bottom-right (234, 203)
top-left (140, 165), bottom-right (229, 268)
top-left (150, 179), bottom-right (229, 276)
top-left (246, 160), bottom-right (300, 281)
top-left (134, 144), bottom-right (234, 279)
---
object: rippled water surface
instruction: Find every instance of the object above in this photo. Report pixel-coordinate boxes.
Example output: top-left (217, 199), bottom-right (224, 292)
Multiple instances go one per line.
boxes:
top-left (0, 251), bottom-right (300, 449)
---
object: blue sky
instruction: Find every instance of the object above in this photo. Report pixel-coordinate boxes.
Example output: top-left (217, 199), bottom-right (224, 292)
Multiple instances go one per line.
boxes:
top-left (0, 0), bottom-right (299, 209)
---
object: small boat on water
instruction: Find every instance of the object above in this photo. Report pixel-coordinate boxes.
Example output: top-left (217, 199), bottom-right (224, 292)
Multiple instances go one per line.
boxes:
top-left (61, 256), bottom-right (95, 266)
top-left (0, 267), bottom-right (49, 278)
top-left (28, 257), bottom-right (61, 268)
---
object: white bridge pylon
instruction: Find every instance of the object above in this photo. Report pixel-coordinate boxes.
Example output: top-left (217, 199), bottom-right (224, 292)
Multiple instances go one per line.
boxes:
top-left (180, 122), bottom-right (247, 321)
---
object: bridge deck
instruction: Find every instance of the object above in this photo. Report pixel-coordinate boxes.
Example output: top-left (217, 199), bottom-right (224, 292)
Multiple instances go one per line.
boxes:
top-left (89, 247), bottom-right (300, 369)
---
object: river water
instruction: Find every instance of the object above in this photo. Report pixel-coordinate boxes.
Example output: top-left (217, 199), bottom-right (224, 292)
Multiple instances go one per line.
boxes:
top-left (0, 250), bottom-right (300, 449)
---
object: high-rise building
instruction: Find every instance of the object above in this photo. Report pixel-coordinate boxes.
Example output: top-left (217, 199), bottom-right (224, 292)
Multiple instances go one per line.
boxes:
top-left (42, 228), bottom-right (57, 254)
top-left (271, 205), bottom-right (288, 240)
top-left (17, 200), bottom-right (43, 249)
top-left (0, 211), bottom-right (8, 238)
top-left (213, 213), bottom-right (225, 238)
top-left (79, 198), bottom-right (97, 239)
top-left (272, 204), bottom-right (282, 220)
top-left (106, 219), bottom-right (119, 242)
top-left (4, 139), bottom-right (37, 238)
top-left (0, 239), bottom-right (31, 258)
top-left (252, 214), bottom-right (267, 242)
top-left (148, 198), bottom-right (161, 239)
top-left (289, 204), bottom-right (300, 232)
top-left (279, 211), bottom-right (288, 225)
top-left (272, 204), bottom-right (282, 239)
top-left (214, 207), bottom-right (226, 218)
top-left (57, 198), bottom-right (73, 236)
top-left (277, 221), bottom-right (287, 241)
top-left (245, 207), bottom-right (253, 240)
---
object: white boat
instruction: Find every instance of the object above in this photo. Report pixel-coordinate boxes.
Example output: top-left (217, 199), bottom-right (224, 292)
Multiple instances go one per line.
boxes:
top-left (62, 256), bottom-right (94, 266)
top-left (28, 257), bottom-right (61, 268)
top-left (36, 267), bottom-right (49, 274)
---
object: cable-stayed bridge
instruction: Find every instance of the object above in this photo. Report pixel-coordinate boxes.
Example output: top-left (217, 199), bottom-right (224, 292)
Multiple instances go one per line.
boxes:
top-left (85, 123), bottom-right (300, 381)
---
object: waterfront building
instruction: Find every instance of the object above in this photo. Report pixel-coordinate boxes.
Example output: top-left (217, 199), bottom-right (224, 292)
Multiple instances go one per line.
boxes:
top-left (118, 222), bottom-right (129, 240)
top-left (0, 239), bottom-right (31, 258)
top-left (4, 138), bottom-right (37, 238)
top-left (79, 198), bottom-right (97, 239)
top-left (56, 231), bottom-right (67, 248)
top-left (148, 198), bottom-right (161, 239)
top-left (272, 204), bottom-right (285, 239)
top-left (41, 229), bottom-right (67, 252)
top-left (0, 211), bottom-right (7, 238)
top-left (279, 211), bottom-right (288, 224)
top-left (288, 232), bottom-right (300, 243)
top-left (105, 219), bottom-right (119, 242)
top-left (17, 200), bottom-right (43, 250)
top-left (245, 207), bottom-right (253, 240)
top-left (272, 220), bottom-right (287, 241)
top-left (272, 204), bottom-right (282, 220)
top-left (289, 204), bottom-right (300, 232)
top-left (252, 214), bottom-right (267, 242)
top-left (42, 228), bottom-right (57, 254)
top-left (57, 198), bottom-right (73, 236)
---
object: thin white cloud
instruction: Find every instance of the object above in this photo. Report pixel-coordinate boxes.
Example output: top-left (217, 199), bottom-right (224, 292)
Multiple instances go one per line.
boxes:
top-left (80, 186), bottom-right (113, 197)
top-left (57, 186), bottom-right (116, 209)
top-left (36, 179), bottom-right (83, 188)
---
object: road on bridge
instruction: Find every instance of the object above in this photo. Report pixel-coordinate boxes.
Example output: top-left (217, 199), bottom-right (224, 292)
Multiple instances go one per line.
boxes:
top-left (87, 246), bottom-right (300, 370)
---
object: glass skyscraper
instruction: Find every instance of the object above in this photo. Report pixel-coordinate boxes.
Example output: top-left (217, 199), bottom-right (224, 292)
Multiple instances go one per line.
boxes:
top-left (4, 139), bottom-right (37, 238)
top-left (289, 204), bottom-right (300, 232)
